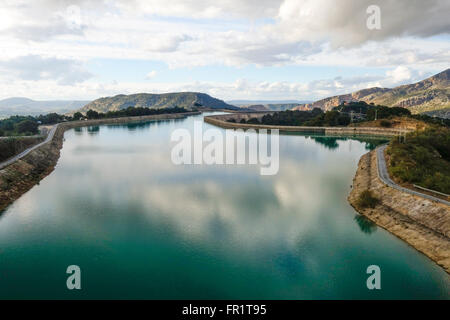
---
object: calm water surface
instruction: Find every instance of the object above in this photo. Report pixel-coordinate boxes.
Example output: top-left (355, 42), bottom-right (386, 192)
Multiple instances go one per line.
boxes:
top-left (0, 113), bottom-right (448, 299)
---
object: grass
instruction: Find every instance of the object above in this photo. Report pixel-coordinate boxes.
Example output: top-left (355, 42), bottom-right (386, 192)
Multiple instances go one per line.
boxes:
top-left (387, 126), bottom-right (450, 194)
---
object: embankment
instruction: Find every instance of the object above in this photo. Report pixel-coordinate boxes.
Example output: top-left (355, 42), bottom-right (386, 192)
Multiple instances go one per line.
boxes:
top-left (204, 114), bottom-right (411, 137)
top-left (0, 112), bottom-right (199, 212)
top-left (348, 150), bottom-right (450, 273)
top-left (0, 136), bottom-right (45, 163)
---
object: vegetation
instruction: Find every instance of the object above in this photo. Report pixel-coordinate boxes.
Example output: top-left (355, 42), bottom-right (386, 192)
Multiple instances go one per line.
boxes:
top-left (0, 137), bottom-right (44, 162)
top-left (380, 120), bottom-right (392, 128)
top-left (297, 69), bottom-right (449, 115)
top-left (410, 113), bottom-right (450, 127)
top-left (0, 106), bottom-right (189, 137)
top-left (84, 106), bottom-right (188, 120)
top-left (79, 92), bottom-right (237, 114)
top-left (332, 101), bottom-right (373, 114)
top-left (356, 190), bottom-right (380, 208)
top-left (232, 101), bottom-right (450, 130)
top-left (234, 108), bottom-right (351, 127)
top-left (387, 126), bottom-right (450, 194)
top-left (0, 116), bottom-right (40, 136)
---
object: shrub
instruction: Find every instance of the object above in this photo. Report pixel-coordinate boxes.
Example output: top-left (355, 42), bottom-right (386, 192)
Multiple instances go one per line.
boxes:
top-left (387, 126), bottom-right (450, 194)
top-left (357, 190), bottom-right (380, 208)
top-left (15, 120), bottom-right (39, 135)
top-left (380, 120), bottom-right (391, 127)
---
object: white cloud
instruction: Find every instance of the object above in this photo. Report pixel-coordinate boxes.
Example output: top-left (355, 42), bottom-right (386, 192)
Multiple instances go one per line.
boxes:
top-left (0, 55), bottom-right (92, 85)
top-left (0, 66), bottom-right (431, 101)
top-left (0, 0), bottom-right (448, 100)
top-left (145, 70), bottom-right (158, 79)
top-left (386, 66), bottom-right (412, 84)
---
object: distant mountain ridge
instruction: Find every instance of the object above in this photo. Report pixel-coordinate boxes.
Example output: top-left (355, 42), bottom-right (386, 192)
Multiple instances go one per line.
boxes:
top-left (79, 92), bottom-right (238, 113)
top-left (239, 103), bottom-right (311, 112)
top-left (293, 69), bottom-right (450, 114)
top-left (228, 99), bottom-right (312, 106)
top-left (228, 99), bottom-right (312, 111)
top-left (0, 97), bottom-right (90, 117)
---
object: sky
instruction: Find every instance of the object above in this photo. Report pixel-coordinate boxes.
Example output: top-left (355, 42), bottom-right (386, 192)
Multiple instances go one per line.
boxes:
top-left (0, 0), bottom-right (449, 102)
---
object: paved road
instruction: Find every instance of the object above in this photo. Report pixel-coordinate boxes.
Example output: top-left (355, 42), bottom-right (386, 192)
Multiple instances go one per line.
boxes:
top-left (0, 124), bottom-right (59, 170)
top-left (376, 145), bottom-right (450, 206)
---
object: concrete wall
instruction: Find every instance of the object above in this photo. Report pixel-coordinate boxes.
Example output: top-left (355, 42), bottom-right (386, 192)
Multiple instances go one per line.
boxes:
top-left (204, 114), bottom-right (412, 137)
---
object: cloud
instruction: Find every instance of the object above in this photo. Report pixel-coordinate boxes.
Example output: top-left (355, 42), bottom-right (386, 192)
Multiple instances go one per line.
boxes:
top-left (0, 0), bottom-right (448, 100)
top-left (144, 34), bottom-right (192, 52)
top-left (0, 55), bottom-right (92, 85)
top-left (0, 1), bottom-right (89, 41)
top-left (145, 70), bottom-right (158, 79)
top-left (0, 65), bottom-right (429, 101)
top-left (386, 66), bottom-right (412, 84)
top-left (273, 0), bottom-right (450, 47)
top-left (116, 0), bottom-right (282, 19)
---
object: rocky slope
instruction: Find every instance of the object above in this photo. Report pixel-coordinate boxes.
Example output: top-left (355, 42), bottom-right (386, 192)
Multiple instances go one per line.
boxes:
top-left (293, 69), bottom-right (450, 114)
top-left (78, 92), bottom-right (238, 113)
top-left (349, 150), bottom-right (450, 273)
top-left (239, 103), bottom-right (307, 112)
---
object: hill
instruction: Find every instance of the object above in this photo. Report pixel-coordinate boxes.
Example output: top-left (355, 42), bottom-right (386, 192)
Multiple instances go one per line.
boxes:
top-left (228, 100), bottom-right (312, 112)
top-left (228, 99), bottom-right (311, 106)
top-left (79, 92), bottom-right (238, 113)
top-left (293, 69), bottom-right (450, 114)
top-left (0, 98), bottom-right (90, 117)
top-left (238, 103), bottom-right (311, 112)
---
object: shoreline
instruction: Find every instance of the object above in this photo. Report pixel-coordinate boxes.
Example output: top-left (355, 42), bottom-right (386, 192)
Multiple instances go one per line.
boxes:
top-left (204, 114), bottom-right (412, 137)
top-left (348, 150), bottom-right (450, 274)
top-left (2, 110), bottom-right (448, 275)
top-left (0, 112), bottom-right (200, 213)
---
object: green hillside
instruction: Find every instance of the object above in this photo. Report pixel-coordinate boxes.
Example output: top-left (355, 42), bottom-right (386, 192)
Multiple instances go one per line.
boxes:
top-left (78, 92), bottom-right (238, 114)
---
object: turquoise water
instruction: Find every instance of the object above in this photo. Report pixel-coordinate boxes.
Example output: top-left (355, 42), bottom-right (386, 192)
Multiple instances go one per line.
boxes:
top-left (0, 113), bottom-right (448, 299)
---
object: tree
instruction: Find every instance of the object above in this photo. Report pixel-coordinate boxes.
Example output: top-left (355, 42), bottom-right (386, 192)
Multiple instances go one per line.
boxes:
top-left (0, 120), bottom-right (14, 132)
top-left (16, 120), bottom-right (39, 134)
top-left (86, 109), bottom-right (100, 119)
top-left (45, 113), bottom-right (61, 124)
top-left (73, 112), bottom-right (83, 121)
top-left (324, 111), bottom-right (340, 126)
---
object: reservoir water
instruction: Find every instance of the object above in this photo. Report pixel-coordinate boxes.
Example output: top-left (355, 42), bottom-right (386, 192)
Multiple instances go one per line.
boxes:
top-left (0, 113), bottom-right (448, 299)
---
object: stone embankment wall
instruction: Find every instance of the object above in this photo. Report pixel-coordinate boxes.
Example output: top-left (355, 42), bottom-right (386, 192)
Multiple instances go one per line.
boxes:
top-left (348, 151), bottom-right (450, 273)
top-left (204, 114), bottom-right (412, 137)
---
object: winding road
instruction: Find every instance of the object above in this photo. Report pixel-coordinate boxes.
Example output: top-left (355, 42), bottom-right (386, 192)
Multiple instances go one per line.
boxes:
top-left (376, 144), bottom-right (450, 206)
top-left (0, 124), bottom-right (59, 170)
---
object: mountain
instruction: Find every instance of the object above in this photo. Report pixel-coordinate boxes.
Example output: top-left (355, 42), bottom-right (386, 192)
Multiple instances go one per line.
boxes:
top-left (228, 99), bottom-right (312, 106)
top-left (0, 97), bottom-right (90, 117)
top-left (79, 92), bottom-right (238, 113)
top-left (227, 100), bottom-right (313, 112)
top-left (240, 103), bottom-right (311, 112)
top-left (292, 69), bottom-right (450, 114)
top-left (424, 107), bottom-right (450, 119)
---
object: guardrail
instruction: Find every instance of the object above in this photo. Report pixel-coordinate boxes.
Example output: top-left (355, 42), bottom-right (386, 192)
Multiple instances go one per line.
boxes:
top-left (413, 184), bottom-right (450, 198)
top-left (376, 145), bottom-right (450, 206)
